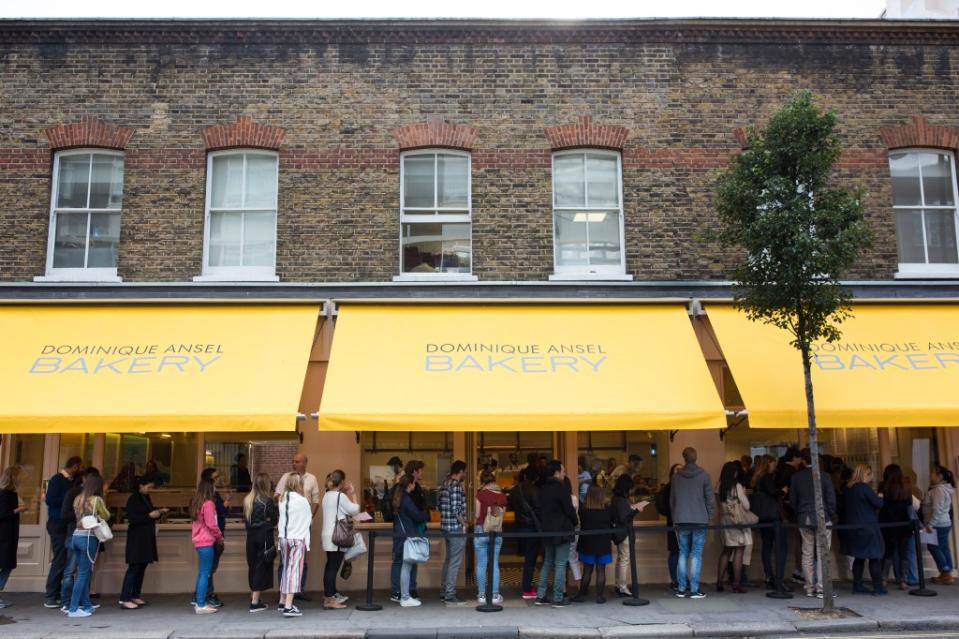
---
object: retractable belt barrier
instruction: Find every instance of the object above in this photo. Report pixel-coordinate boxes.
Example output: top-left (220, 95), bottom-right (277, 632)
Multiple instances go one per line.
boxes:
top-left (354, 518), bottom-right (938, 613)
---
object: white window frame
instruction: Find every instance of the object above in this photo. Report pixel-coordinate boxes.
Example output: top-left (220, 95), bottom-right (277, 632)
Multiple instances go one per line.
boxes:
top-left (549, 149), bottom-right (631, 281)
top-left (891, 148), bottom-right (959, 279)
top-left (35, 148), bottom-right (124, 283)
top-left (393, 148), bottom-right (477, 282)
top-left (195, 149), bottom-right (280, 282)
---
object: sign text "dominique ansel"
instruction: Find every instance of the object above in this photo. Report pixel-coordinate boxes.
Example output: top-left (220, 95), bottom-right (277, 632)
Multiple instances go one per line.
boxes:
top-left (423, 343), bottom-right (607, 373)
top-left (28, 343), bottom-right (224, 375)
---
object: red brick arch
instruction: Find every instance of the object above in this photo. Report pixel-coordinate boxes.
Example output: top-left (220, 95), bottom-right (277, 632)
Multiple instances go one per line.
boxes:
top-left (201, 116), bottom-right (286, 151)
top-left (544, 116), bottom-right (629, 151)
top-left (391, 118), bottom-right (479, 151)
top-left (44, 116), bottom-right (136, 151)
top-left (879, 115), bottom-right (959, 151)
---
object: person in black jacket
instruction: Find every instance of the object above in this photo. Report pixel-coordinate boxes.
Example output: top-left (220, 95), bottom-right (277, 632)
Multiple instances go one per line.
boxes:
top-left (508, 471), bottom-right (541, 599)
top-left (534, 460), bottom-right (578, 608)
top-left (654, 465), bottom-right (682, 593)
top-left (573, 485), bottom-right (615, 604)
top-left (878, 464), bottom-right (912, 590)
top-left (120, 478), bottom-right (166, 609)
top-left (0, 466), bottom-right (25, 609)
top-left (244, 472), bottom-right (278, 612)
top-left (749, 455), bottom-right (783, 591)
top-left (845, 463), bottom-right (886, 595)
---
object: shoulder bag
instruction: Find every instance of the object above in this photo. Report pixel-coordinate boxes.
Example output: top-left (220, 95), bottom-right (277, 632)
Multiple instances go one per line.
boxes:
top-left (80, 497), bottom-right (113, 542)
top-left (332, 492), bottom-right (356, 548)
top-left (258, 500), bottom-right (278, 563)
top-left (482, 500), bottom-right (504, 533)
top-left (729, 488), bottom-right (759, 526)
top-left (398, 509), bottom-right (430, 563)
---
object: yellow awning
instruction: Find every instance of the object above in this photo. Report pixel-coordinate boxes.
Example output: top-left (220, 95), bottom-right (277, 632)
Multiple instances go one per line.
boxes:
top-left (0, 305), bottom-right (318, 433)
top-left (707, 304), bottom-right (959, 428)
top-left (318, 304), bottom-right (726, 432)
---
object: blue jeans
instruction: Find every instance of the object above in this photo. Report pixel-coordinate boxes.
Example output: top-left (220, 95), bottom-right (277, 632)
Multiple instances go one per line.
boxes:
top-left (60, 540), bottom-right (80, 605)
top-left (676, 526), bottom-right (707, 594)
top-left (68, 533), bottom-right (98, 613)
top-left (474, 525), bottom-right (503, 597)
top-left (536, 541), bottom-right (570, 603)
top-left (928, 526), bottom-right (954, 573)
top-left (195, 545), bottom-right (215, 607)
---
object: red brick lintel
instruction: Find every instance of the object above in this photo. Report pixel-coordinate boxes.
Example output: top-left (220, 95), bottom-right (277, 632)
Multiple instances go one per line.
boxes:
top-left (544, 116), bottom-right (630, 151)
top-left (200, 116), bottom-right (286, 152)
top-left (391, 119), bottom-right (479, 151)
top-left (879, 115), bottom-right (959, 151)
top-left (44, 116), bottom-right (136, 151)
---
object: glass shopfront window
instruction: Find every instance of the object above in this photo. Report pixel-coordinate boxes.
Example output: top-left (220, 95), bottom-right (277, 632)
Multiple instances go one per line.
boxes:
top-left (577, 430), bottom-right (670, 520)
top-left (477, 432), bottom-right (552, 489)
top-left (6, 435), bottom-right (44, 525)
top-left (57, 433), bottom-right (94, 471)
top-left (361, 432), bottom-right (452, 522)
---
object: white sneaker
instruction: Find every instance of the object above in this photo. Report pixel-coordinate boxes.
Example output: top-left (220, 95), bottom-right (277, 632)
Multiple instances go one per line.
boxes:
top-left (400, 597), bottom-right (422, 607)
top-left (194, 604), bottom-right (218, 614)
top-left (492, 594), bottom-right (504, 604)
top-left (0, 600), bottom-right (8, 609)
top-left (477, 596), bottom-right (486, 605)
top-left (67, 609), bottom-right (92, 618)
top-left (334, 592), bottom-right (348, 604)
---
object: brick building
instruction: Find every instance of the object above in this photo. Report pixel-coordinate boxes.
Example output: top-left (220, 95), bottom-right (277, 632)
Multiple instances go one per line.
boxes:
top-left (1, 18), bottom-right (958, 596)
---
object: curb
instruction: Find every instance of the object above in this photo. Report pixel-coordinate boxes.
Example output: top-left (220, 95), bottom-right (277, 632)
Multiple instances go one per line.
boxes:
top-left (518, 627), bottom-right (601, 638)
top-left (600, 624), bottom-right (693, 637)
top-left (792, 618), bottom-right (879, 634)
top-left (687, 621), bottom-right (797, 637)
top-left (877, 614), bottom-right (959, 631)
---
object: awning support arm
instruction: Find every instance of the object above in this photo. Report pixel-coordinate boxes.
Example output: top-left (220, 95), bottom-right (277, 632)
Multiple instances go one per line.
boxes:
top-left (720, 409), bottom-right (749, 441)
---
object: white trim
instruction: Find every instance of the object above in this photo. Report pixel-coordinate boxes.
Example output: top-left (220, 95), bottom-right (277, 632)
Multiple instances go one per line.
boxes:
top-left (201, 149), bottom-right (279, 281)
top-left (399, 149), bottom-right (473, 276)
top-left (551, 149), bottom-right (627, 278)
top-left (547, 273), bottom-right (634, 281)
top-left (894, 264), bottom-right (959, 278)
top-left (45, 149), bottom-right (125, 278)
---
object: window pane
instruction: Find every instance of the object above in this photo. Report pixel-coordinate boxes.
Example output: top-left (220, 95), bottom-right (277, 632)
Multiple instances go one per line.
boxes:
top-left (925, 209), bottom-right (959, 264)
top-left (211, 155), bottom-right (244, 209)
top-left (56, 154), bottom-right (90, 209)
top-left (586, 154), bottom-right (619, 207)
top-left (87, 212), bottom-right (120, 268)
top-left (242, 211), bottom-right (276, 267)
top-left (401, 222), bottom-right (471, 273)
top-left (895, 209), bottom-right (926, 263)
top-left (245, 154), bottom-right (278, 209)
top-left (209, 211), bottom-right (243, 266)
top-left (89, 154), bottom-right (124, 209)
top-left (437, 154), bottom-right (468, 209)
top-left (588, 211), bottom-right (623, 266)
top-left (52, 212), bottom-right (88, 268)
top-left (403, 155), bottom-right (435, 209)
top-left (920, 152), bottom-right (955, 207)
top-left (9, 435), bottom-right (45, 525)
top-left (889, 152), bottom-right (922, 207)
top-left (554, 154), bottom-right (585, 207)
top-left (554, 211), bottom-right (588, 267)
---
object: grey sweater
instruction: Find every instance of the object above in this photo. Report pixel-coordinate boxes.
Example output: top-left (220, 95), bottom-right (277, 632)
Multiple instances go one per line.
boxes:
top-left (669, 463), bottom-right (715, 525)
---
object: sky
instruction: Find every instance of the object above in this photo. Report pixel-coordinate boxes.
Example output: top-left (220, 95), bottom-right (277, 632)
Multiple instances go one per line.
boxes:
top-left (1, 0), bottom-right (889, 20)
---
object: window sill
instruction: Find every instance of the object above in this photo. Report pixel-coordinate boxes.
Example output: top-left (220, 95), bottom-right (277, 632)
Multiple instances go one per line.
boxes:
top-left (33, 273), bottom-right (123, 283)
top-left (392, 273), bottom-right (479, 283)
top-left (193, 273), bottom-right (280, 283)
top-left (894, 270), bottom-right (959, 280)
top-left (548, 273), bottom-right (634, 282)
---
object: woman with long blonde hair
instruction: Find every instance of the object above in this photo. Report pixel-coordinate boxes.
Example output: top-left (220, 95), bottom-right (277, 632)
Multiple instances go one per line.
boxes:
top-left (0, 466), bottom-right (25, 609)
top-left (277, 473), bottom-right (311, 617)
top-left (844, 464), bottom-right (885, 594)
top-left (67, 473), bottom-right (108, 617)
top-left (244, 472), bottom-right (277, 612)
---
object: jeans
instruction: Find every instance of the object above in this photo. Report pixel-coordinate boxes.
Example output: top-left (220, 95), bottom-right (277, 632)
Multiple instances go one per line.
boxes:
top-left (400, 560), bottom-right (416, 600)
top-left (474, 525), bottom-right (503, 597)
top-left (928, 526), bottom-right (954, 572)
top-left (44, 521), bottom-right (67, 602)
top-left (391, 545), bottom-right (417, 596)
top-left (676, 526), bottom-right (707, 594)
top-left (193, 541), bottom-right (224, 602)
top-left (0, 567), bottom-right (11, 591)
top-left (441, 533), bottom-right (467, 597)
top-left (194, 545), bottom-right (215, 607)
top-left (518, 528), bottom-right (540, 592)
top-left (904, 540), bottom-right (919, 584)
top-left (323, 551), bottom-right (344, 597)
top-left (536, 542), bottom-right (570, 603)
top-left (68, 533), bottom-right (98, 613)
top-left (59, 539), bottom-right (79, 605)
top-left (121, 563), bottom-right (147, 602)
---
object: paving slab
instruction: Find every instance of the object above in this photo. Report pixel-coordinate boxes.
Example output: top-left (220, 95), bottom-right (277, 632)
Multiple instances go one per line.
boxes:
top-left (599, 624), bottom-right (693, 638)
top-left (519, 627), bottom-right (601, 639)
top-left (689, 621), bottom-right (797, 637)
top-left (436, 627), bottom-right (517, 639)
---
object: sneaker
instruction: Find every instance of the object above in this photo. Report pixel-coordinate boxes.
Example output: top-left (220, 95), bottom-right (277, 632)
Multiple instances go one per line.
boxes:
top-left (43, 599), bottom-right (60, 609)
top-left (521, 590), bottom-right (537, 600)
top-left (189, 601), bottom-right (198, 606)
top-left (60, 606), bottom-right (69, 613)
top-left (282, 605), bottom-right (302, 617)
top-left (323, 596), bottom-right (347, 610)
top-left (276, 602), bottom-right (284, 611)
top-left (805, 590), bottom-right (817, 598)
top-left (410, 590), bottom-right (420, 599)
top-left (534, 597), bottom-right (549, 606)
top-left (195, 604), bottom-right (218, 615)
top-left (443, 594), bottom-right (467, 605)
top-left (477, 595), bottom-right (486, 605)
top-left (792, 572), bottom-right (806, 584)
top-left (0, 600), bottom-right (8, 609)
top-left (400, 597), bottom-right (422, 608)
top-left (67, 609), bottom-right (92, 618)
top-left (334, 593), bottom-right (349, 604)
top-left (492, 594), bottom-right (503, 604)
top-left (82, 606), bottom-right (97, 614)
top-left (552, 598), bottom-right (571, 607)
top-left (675, 590), bottom-right (688, 598)
top-left (249, 602), bottom-right (268, 613)
top-left (389, 593), bottom-right (401, 603)
top-left (88, 603), bottom-right (100, 610)
top-left (206, 596), bottom-right (223, 608)
top-left (688, 591), bottom-right (707, 599)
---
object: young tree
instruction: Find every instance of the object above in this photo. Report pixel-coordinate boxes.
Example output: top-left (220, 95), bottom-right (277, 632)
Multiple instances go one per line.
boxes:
top-left (714, 91), bottom-right (871, 610)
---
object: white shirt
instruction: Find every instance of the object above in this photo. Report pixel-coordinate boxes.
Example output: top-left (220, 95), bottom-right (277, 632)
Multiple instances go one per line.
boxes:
top-left (321, 489), bottom-right (361, 552)
top-left (278, 491), bottom-right (313, 550)
top-left (275, 471), bottom-right (321, 506)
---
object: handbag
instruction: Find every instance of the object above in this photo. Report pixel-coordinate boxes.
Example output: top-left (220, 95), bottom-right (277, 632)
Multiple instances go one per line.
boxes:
top-left (343, 532), bottom-right (368, 562)
top-left (482, 503), bottom-right (504, 533)
top-left (728, 489), bottom-right (759, 526)
top-left (80, 498), bottom-right (113, 542)
top-left (332, 492), bottom-right (356, 548)
top-left (397, 511), bottom-right (429, 564)
top-left (255, 500), bottom-right (277, 563)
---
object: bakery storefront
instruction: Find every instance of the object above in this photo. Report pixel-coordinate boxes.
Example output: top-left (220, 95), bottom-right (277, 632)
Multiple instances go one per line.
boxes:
top-left (1, 299), bottom-right (958, 592)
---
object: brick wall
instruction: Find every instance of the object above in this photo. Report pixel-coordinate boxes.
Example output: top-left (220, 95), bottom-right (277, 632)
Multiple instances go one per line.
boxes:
top-left (1, 21), bottom-right (957, 282)
top-left (251, 442), bottom-right (300, 486)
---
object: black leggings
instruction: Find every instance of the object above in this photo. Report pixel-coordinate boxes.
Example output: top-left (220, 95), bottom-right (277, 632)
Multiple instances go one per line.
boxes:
top-left (759, 527), bottom-right (776, 585)
top-left (577, 563), bottom-right (607, 599)
top-left (852, 558), bottom-right (882, 589)
top-left (883, 531), bottom-right (911, 584)
top-left (324, 551), bottom-right (344, 597)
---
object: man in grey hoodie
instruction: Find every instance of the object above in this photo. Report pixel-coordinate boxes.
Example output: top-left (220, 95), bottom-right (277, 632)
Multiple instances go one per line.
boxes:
top-left (669, 447), bottom-right (715, 598)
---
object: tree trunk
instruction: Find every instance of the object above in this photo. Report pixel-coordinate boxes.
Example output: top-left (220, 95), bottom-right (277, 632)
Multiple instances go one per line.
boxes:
top-left (801, 342), bottom-right (834, 611)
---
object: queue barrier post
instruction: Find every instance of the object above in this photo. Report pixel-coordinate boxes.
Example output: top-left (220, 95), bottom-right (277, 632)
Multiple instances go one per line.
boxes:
top-left (355, 529), bottom-right (383, 611)
top-left (476, 530), bottom-right (504, 612)
top-left (622, 523), bottom-right (650, 606)
top-left (766, 519), bottom-right (792, 600)
top-left (909, 519), bottom-right (937, 597)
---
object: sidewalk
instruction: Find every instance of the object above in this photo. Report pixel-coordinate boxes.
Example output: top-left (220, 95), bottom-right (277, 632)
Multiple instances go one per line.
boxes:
top-left (0, 584), bottom-right (957, 639)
